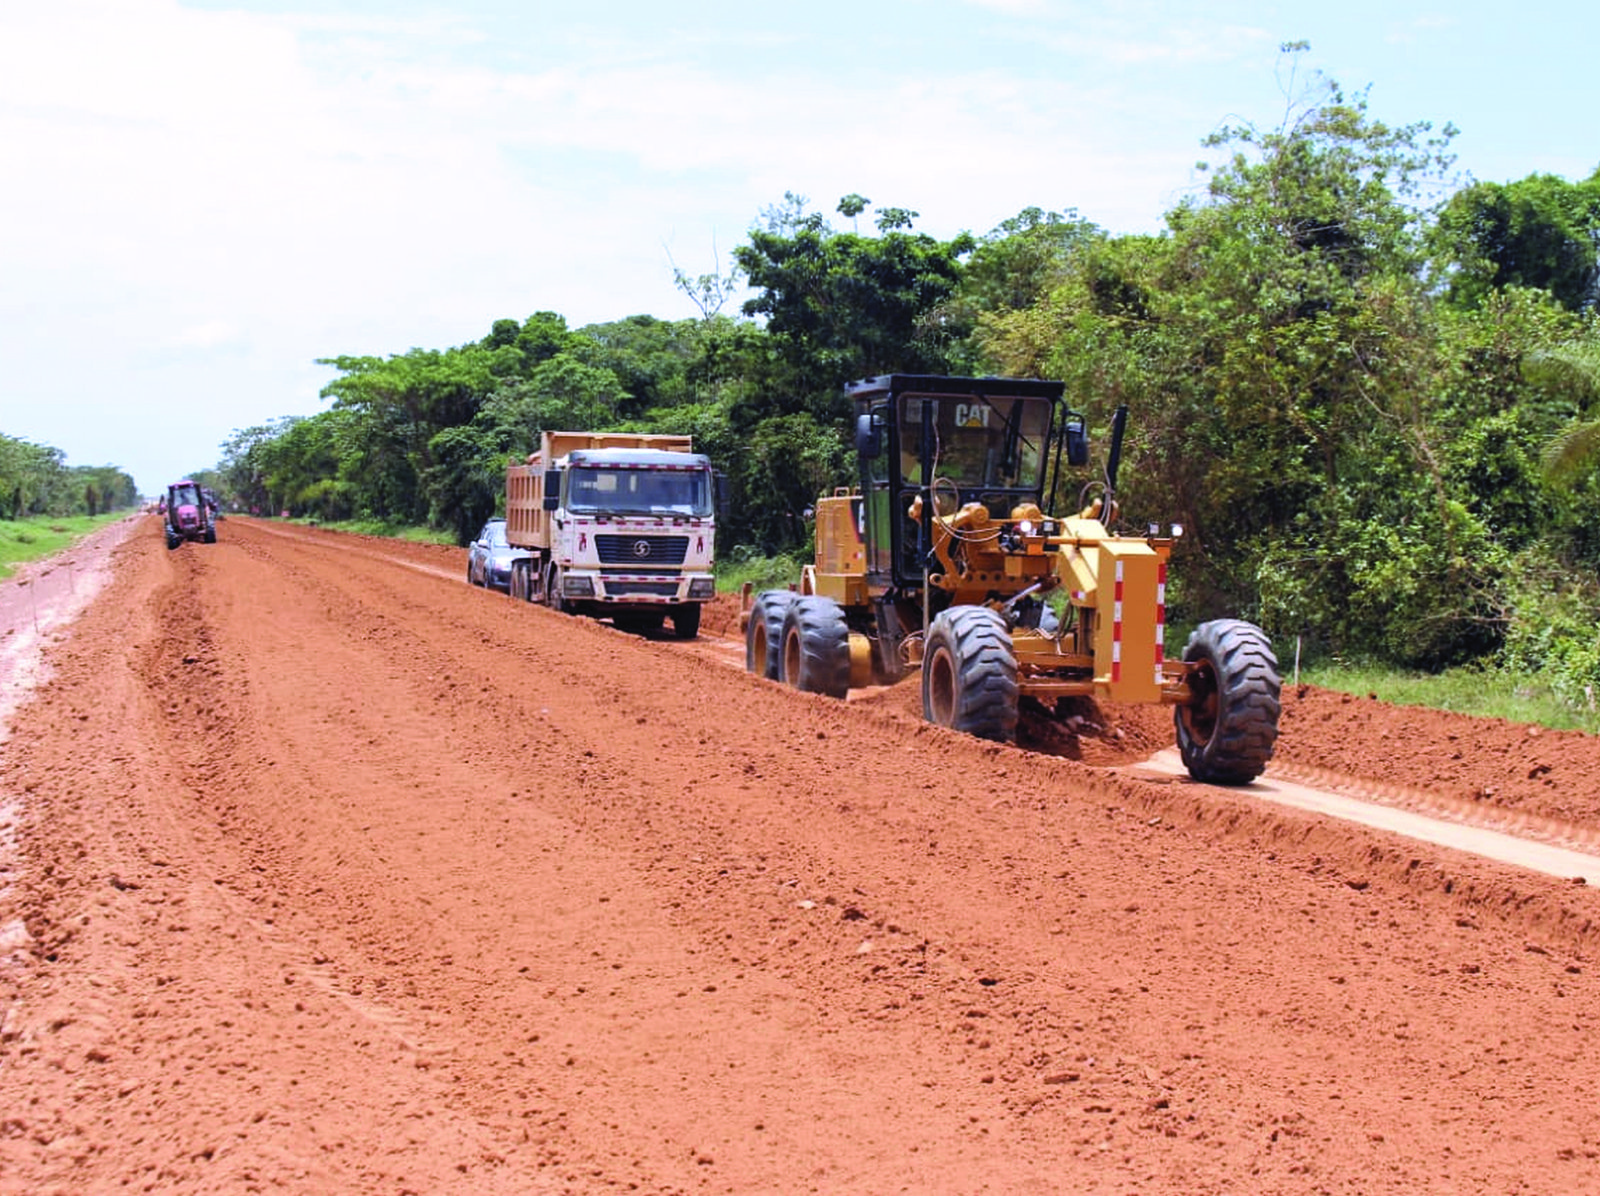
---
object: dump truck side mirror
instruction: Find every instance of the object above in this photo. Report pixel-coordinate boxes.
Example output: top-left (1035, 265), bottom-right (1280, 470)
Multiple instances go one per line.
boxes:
top-left (542, 468), bottom-right (561, 512)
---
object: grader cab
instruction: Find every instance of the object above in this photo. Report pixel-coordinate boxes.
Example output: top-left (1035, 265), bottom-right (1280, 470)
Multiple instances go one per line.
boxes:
top-left (744, 374), bottom-right (1280, 784)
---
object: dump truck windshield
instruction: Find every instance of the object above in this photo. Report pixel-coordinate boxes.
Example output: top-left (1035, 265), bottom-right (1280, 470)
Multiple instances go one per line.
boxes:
top-left (897, 394), bottom-right (1051, 490)
top-left (566, 466), bottom-right (712, 517)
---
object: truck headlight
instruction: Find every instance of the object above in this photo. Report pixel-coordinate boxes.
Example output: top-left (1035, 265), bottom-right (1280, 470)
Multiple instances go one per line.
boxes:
top-left (562, 575), bottom-right (595, 598)
top-left (688, 577), bottom-right (716, 599)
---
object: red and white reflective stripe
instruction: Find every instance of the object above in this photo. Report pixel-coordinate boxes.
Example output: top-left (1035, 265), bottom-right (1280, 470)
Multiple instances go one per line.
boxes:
top-left (1155, 561), bottom-right (1168, 686)
top-left (1111, 560), bottom-right (1124, 683)
top-left (598, 463), bottom-right (704, 472)
top-left (586, 518), bottom-right (707, 527)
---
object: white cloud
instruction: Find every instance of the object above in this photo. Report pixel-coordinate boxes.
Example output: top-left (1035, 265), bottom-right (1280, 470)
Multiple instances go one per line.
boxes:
top-left (169, 319), bottom-right (242, 349)
top-left (959, 0), bottom-right (1054, 15)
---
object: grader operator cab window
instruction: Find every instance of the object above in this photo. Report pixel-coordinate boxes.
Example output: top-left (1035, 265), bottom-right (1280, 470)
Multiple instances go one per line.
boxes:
top-left (896, 393), bottom-right (1051, 493)
top-left (871, 390), bottom-right (1055, 584)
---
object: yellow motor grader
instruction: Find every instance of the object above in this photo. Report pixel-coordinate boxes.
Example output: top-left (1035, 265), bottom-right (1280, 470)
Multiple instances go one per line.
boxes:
top-left (744, 374), bottom-right (1280, 784)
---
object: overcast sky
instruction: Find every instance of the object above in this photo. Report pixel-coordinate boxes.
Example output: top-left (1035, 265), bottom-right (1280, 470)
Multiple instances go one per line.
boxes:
top-left (1, 0), bottom-right (1595, 496)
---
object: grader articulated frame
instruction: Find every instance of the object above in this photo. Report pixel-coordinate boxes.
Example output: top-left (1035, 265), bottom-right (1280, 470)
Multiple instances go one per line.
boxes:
top-left (744, 375), bottom-right (1280, 784)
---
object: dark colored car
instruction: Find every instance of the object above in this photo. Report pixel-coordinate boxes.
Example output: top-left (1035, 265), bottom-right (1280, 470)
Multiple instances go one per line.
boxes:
top-left (467, 518), bottom-right (529, 592)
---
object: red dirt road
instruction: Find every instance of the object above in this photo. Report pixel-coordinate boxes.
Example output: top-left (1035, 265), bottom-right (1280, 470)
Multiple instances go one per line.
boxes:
top-left (2, 517), bottom-right (1598, 1194)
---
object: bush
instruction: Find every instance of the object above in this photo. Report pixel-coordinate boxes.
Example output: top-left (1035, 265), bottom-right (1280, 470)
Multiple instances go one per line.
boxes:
top-left (717, 546), bottom-right (806, 593)
top-left (1499, 548), bottom-right (1600, 710)
top-left (1256, 494), bottom-right (1508, 670)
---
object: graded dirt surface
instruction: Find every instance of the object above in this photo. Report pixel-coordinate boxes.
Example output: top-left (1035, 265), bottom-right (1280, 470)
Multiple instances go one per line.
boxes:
top-left (2, 516), bottom-right (1598, 1194)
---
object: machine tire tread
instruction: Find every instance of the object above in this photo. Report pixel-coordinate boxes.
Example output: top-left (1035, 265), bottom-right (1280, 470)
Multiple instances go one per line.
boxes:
top-left (746, 591), bottom-right (797, 679)
top-left (922, 606), bottom-right (1019, 743)
top-left (780, 596), bottom-right (851, 698)
top-left (1174, 618), bottom-right (1281, 784)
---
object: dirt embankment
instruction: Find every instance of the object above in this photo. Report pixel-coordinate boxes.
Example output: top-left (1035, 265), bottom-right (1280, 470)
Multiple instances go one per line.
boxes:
top-left (0, 516), bottom-right (1596, 1194)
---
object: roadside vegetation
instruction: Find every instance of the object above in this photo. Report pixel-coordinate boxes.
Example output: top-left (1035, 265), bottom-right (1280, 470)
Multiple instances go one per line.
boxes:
top-left (0, 434), bottom-right (138, 525)
top-left (276, 514), bottom-right (456, 545)
top-left (0, 513), bottom-right (131, 580)
top-left (713, 549), bottom-right (810, 596)
top-left (1300, 659), bottom-right (1600, 735)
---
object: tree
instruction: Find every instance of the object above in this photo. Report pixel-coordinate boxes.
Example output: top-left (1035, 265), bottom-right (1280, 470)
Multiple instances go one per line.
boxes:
top-left (733, 194), bottom-right (975, 422)
top-left (0, 436), bottom-right (67, 519)
top-left (940, 207), bottom-right (1102, 373)
top-left (425, 424), bottom-right (505, 544)
top-left (318, 340), bottom-right (520, 524)
top-left (1533, 334), bottom-right (1600, 486)
top-left (219, 419), bottom-right (298, 514)
top-left (1435, 171), bottom-right (1600, 312)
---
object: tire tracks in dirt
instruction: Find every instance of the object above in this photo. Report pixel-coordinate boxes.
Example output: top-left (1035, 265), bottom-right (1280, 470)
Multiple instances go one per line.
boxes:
top-left (3, 517), bottom-right (1599, 1193)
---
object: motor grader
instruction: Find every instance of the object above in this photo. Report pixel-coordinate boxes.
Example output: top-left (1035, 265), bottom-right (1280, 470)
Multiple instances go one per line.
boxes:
top-left (744, 374), bottom-right (1280, 784)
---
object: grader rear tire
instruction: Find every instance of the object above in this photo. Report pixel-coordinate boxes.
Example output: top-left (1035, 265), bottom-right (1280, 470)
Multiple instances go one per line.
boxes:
top-left (1174, 619), bottom-right (1281, 784)
top-left (779, 596), bottom-right (851, 698)
top-left (745, 591), bottom-right (797, 680)
top-left (921, 606), bottom-right (1018, 743)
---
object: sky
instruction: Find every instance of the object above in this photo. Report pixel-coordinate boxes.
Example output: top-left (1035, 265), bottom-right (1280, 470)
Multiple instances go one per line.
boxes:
top-left (1, 0), bottom-right (1596, 496)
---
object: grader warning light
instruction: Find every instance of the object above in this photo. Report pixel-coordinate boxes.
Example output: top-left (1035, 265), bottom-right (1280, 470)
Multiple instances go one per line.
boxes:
top-left (744, 375), bottom-right (1280, 784)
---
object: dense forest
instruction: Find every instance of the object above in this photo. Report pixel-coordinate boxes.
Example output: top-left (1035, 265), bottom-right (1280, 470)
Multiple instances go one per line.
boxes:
top-left (211, 63), bottom-right (1600, 700)
top-left (0, 433), bottom-right (138, 521)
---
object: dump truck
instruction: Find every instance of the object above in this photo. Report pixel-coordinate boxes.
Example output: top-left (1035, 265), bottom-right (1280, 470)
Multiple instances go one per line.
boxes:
top-left (744, 375), bottom-right (1281, 784)
top-left (505, 431), bottom-right (719, 639)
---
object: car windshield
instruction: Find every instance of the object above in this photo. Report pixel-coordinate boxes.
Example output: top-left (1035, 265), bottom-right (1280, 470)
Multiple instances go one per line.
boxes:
top-left (484, 522), bottom-right (509, 547)
top-left (897, 394), bottom-right (1052, 490)
top-left (566, 466), bottom-right (712, 517)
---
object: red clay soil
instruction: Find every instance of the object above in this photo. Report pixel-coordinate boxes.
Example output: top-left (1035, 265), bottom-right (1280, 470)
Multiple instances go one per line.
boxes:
top-left (2, 516), bottom-right (1598, 1194)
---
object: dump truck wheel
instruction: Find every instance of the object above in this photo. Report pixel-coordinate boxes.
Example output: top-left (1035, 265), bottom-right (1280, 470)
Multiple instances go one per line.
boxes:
top-left (745, 591), bottom-right (797, 679)
top-left (921, 606), bottom-right (1018, 743)
top-left (672, 603), bottom-right (701, 640)
top-left (545, 565), bottom-right (568, 614)
top-left (1174, 619), bottom-right (1281, 784)
top-left (509, 560), bottom-right (526, 602)
top-left (779, 596), bottom-right (851, 698)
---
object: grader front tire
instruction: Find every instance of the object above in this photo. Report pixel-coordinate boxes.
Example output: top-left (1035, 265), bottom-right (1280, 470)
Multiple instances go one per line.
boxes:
top-left (921, 606), bottom-right (1019, 743)
top-left (1174, 619), bottom-right (1281, 784)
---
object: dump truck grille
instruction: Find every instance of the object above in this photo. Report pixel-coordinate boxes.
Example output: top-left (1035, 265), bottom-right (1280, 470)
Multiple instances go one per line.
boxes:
top-left (594, 535), bottom-right (689, 566)
top-left (603, 580), bottom-right (683, 597)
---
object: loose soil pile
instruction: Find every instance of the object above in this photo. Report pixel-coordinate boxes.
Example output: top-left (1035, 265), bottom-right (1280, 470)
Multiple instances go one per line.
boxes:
top-left (1, 517), bottom-right (1596, 1194)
